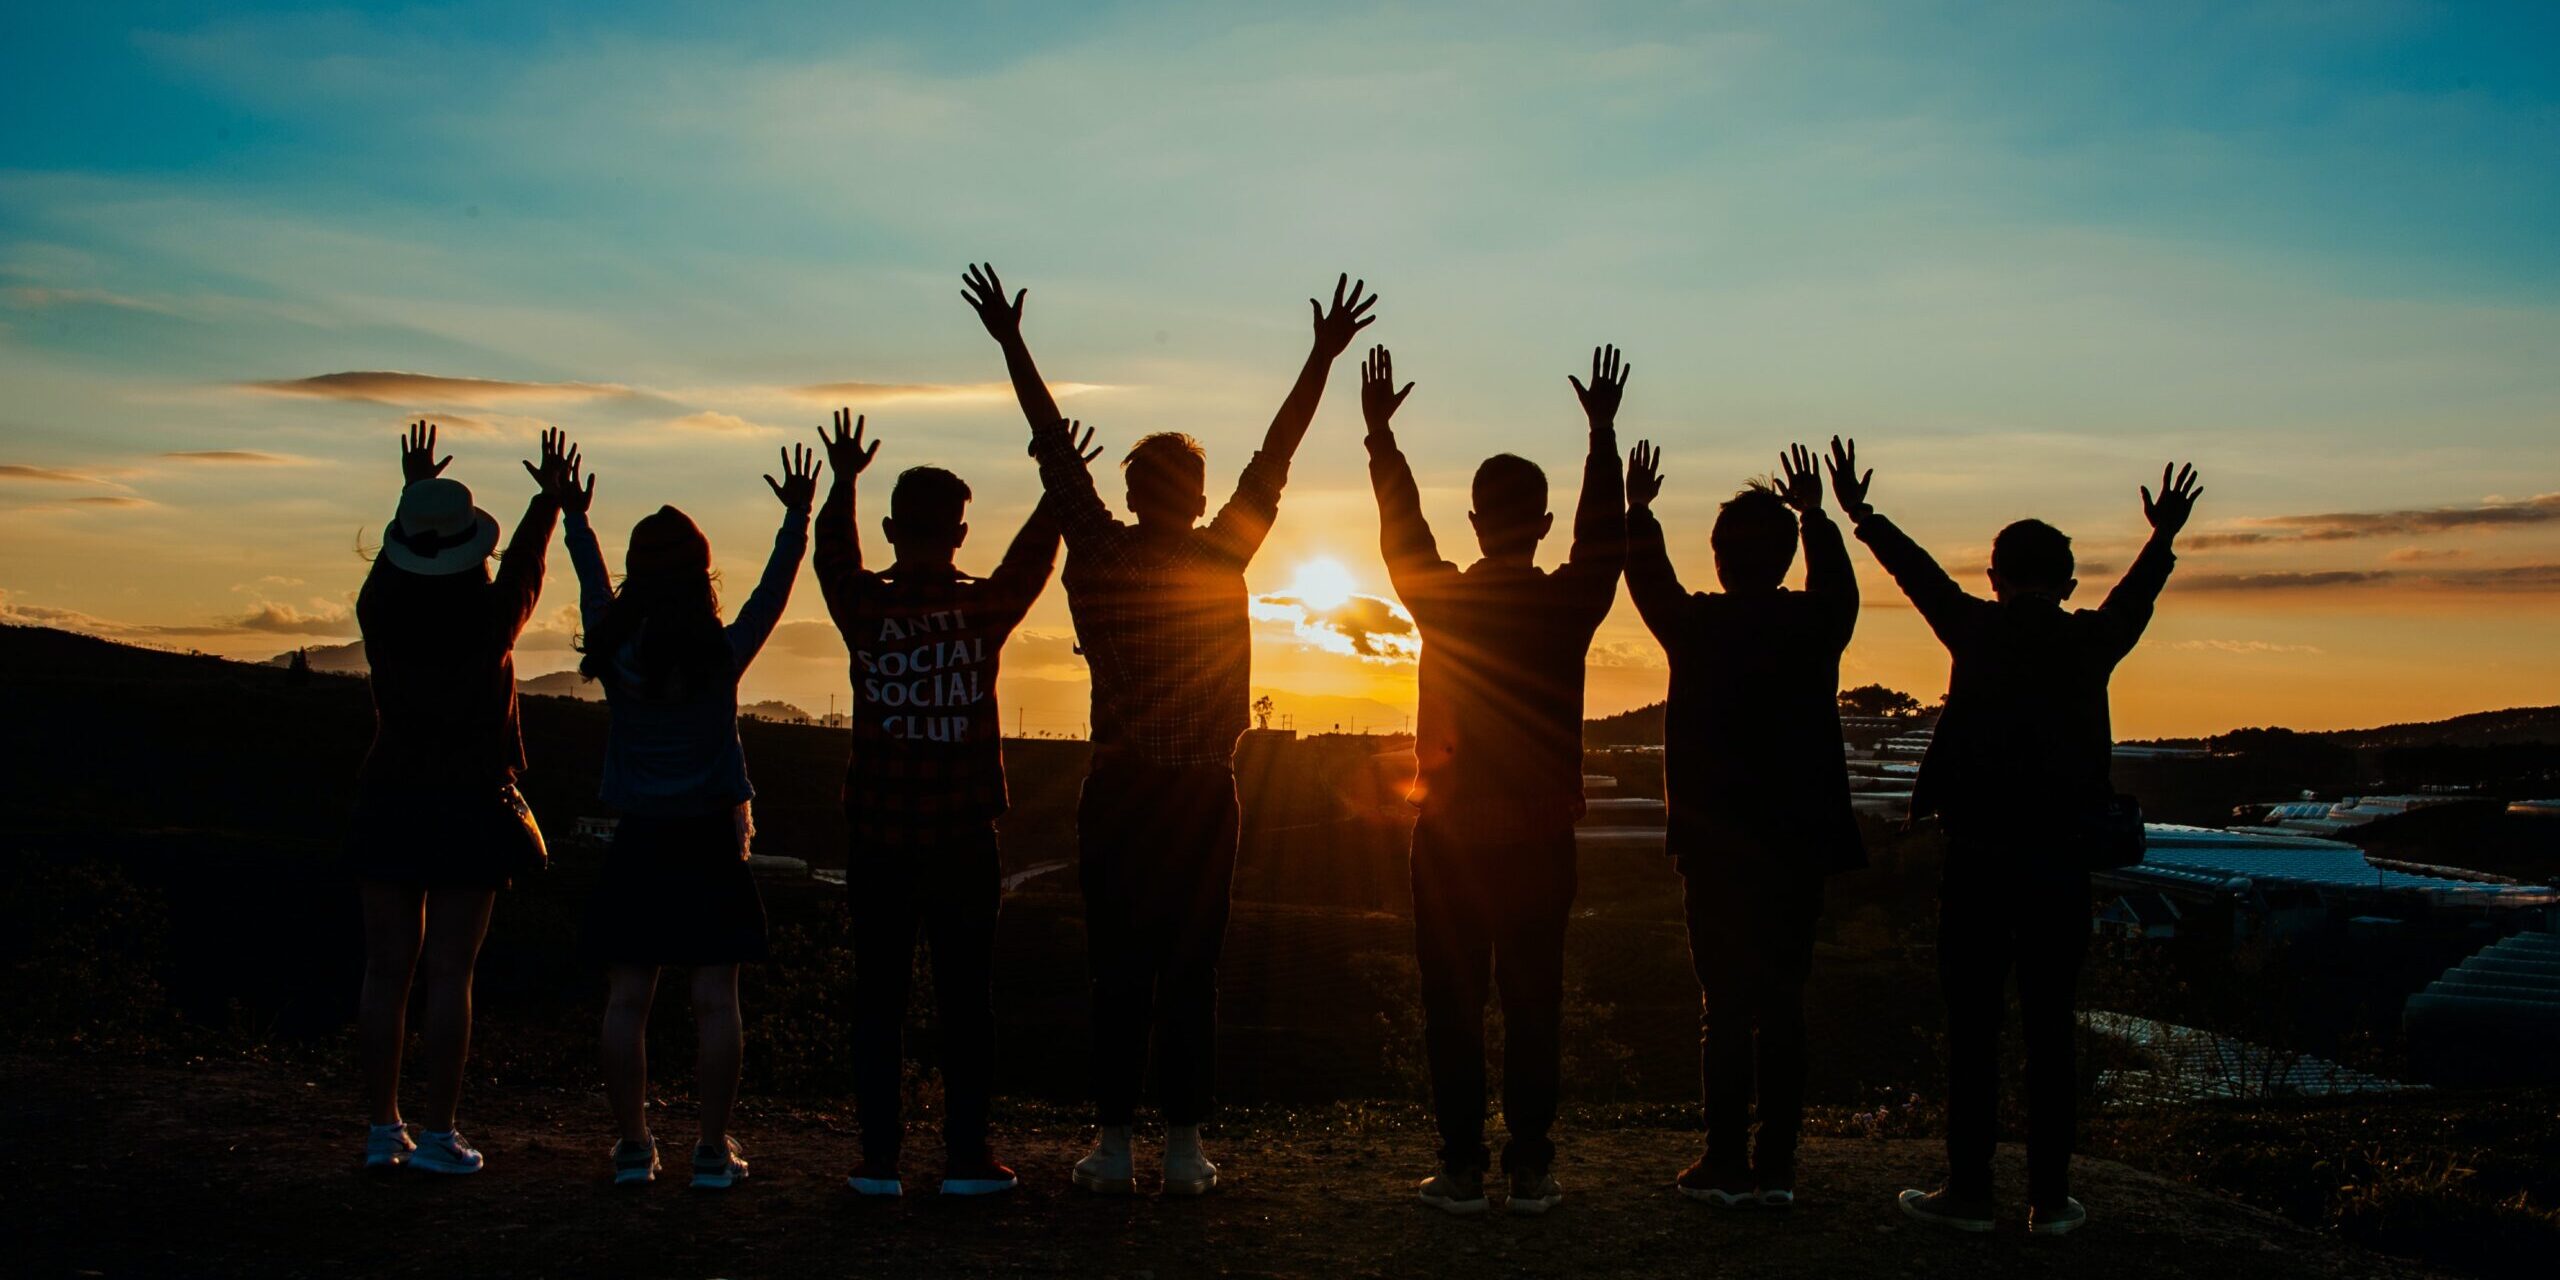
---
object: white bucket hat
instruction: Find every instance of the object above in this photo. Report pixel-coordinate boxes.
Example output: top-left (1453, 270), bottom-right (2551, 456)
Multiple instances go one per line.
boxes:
top-left (383, 477), bottom-right (500, 576)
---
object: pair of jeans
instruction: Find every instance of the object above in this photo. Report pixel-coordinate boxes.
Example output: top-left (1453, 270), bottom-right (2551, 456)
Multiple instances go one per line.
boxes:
top-left (1410, 811), bottom-right (1578, 1175)
top-left (849, 826), bottom-right (1001, 1166)
top-left (1679, 852), bottom-right (1823, 1183)
top-left (1076, 762), bottom-right (1240, 1127)
top-left (1938, 842), bottom-right (2092, 1207)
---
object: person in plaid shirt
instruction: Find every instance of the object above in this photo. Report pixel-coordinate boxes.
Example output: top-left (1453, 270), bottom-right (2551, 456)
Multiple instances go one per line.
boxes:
top-left (812, 409), bottom-right (1098, 1199)
top-left (961, 261), bottom-right (1378, 1197)
top-left (1360, 343), bottom-right (1627, 1217)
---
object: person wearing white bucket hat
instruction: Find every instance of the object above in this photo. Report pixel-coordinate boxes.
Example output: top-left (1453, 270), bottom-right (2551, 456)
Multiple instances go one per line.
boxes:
top-left (348, 420), bottom-right (586, 1178)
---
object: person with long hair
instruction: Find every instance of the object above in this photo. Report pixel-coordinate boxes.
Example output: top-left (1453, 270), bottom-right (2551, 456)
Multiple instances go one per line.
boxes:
top-left (564, 444), bottom-right (820, 1190)
top-left (350, 421), bottom-right (582, 1175)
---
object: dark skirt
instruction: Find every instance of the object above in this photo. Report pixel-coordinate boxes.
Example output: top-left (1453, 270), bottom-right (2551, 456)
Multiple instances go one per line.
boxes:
top-left (344, 782), bottom-right (541, 892)
top-left (583, 810), bottom-right (769, 965)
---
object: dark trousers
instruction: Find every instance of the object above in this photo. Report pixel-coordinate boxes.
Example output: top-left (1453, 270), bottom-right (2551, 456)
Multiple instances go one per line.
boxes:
top-left (1410, 811), bottom-right (1577, 1175)
top-left (849, 825), bottom-right (1001, 1166)
top-left (1077, 762), bottom-right (1240, 1127)
top-left (1679, 852), bottom-right (1823, 1182)
top-left (1938, 843), bottom-right (2092, 1206)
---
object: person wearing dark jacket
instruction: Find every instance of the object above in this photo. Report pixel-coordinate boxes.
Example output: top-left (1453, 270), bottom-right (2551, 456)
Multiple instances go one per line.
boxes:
top-left (349, 421), bottom-right (579, 1176)
top-left (811, 410), bottom-right (1096, 1199)
top-left (1362, 343), bottom-right (1626, 1217)
top-left (1836, 438), bottom-right (2201, 1237)
top-left (1623, 440), bottom-right (1862, 1209)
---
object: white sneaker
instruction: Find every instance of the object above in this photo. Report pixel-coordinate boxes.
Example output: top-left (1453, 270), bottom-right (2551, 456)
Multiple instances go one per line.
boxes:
top-left (1418, 1167), bottom-right (1490, 1215)
top-left (410, 1129), bottom-right (484, 1175)
top-left (1508, 1170), bottom-right (1563, 1215)
top-left (612, 1137), bottom-right (661, 1186)
top-left (363, 1122), bottom-right (414, 1171)
top-left (1164, 1149), bottom-right (1219, 1197)
top-left (691, 1135), bottom-right (749, 1191)
top-left (1072, 1128), bottom-right (1134, 1195)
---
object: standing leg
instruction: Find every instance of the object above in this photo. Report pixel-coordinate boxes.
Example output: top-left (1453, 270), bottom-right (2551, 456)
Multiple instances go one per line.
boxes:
top-left (1753, 872), bottom-right (1823, 1189)
top-left (356, 882), bottom-right (426, 1127)
top-left (2017, 872), bottom-right (2092, 1212)
top-left (691, 965), bottom-right (744, 1150)
top-left (1078, 770), bottom-right (1152, 1129)
top-left (1412, 815), bottom-right (1496, 1175)
top-left (1683, 865), bottom-right (1756, 1182)
top-left (926, 830), bottom-right (1004, 1164)
top-left (1156, 773), bottom-right (1239, 1128)
top-left (1937, 875), bottom-right (2011, 1204)
top-left (849, 853), bottom-right (922, 1168)
top-left (1492, 829), bottom-right (1575, 1179)
top-left (414, 887), bottom-right (497, 1133)
top-left (601, 965), bottom-right (661, 1145)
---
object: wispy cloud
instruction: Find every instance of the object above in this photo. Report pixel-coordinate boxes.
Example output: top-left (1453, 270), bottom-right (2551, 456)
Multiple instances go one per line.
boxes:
top-left (0, 589), bottom-right (234, 639)
top-left (2189, 493), bottom-right (2560, 548)
top-left (231, 600), bottom-right (356, 636)
top-left (62, 495), bottom-right (155, 508)
top-left (159, 449), bottom-right (309, 465)
top-left (2177, 565), bottom-right (2560, 593)
top-left (1, 284), bottom-right (180, 315)
top-left (2174, 638), bottom-right (2326, 655)
top-left (0, 463), bottom-right (107, 484)
top-left (667, 411), bottom-right (775, 435)
top-left (239, 370), bottom-right (635, 406)
top-left (1252, 591), bottom-right (1418, 661)
top-left (786, 380), bottom-right (1113, 406)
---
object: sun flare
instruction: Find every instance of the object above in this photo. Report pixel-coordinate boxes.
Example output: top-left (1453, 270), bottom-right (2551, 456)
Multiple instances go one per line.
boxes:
top-left (1286, 557), bottom-right (1358, 612)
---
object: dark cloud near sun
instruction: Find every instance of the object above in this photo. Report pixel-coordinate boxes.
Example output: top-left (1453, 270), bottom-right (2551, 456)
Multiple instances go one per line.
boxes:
top-left (1255, 592), bottom-right (1418, 660)
top-left (2189, 493), bottom-right (2560, 549)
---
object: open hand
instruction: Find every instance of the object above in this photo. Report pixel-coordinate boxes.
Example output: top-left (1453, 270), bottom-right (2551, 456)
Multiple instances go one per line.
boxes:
top-left (1778, 443), bottom-right (1823, 515)
top-left (961, 262), bottom-right (1026, 343)
top-left (765, 443), bottom-right (822, 509)
top-left (1827, 436), bottom-right (1873, 515)
top-left (1309, 273), bottom-right (1379, 358)
top-left (1627, 440), bottom-right (1665, 514)
top-left (817, 408), bottom-right (880, 478)
top-left (2142, 462), bottom-right (2203, 536)
top-left (1035, 419), bottom-right (1107, 465)
top-left (400, 420), bottom-right (450, 485)
top-left (1360, 344), bottom-right (1414, 436)
top-left (1569, 345), bottom-right (1630, 428)
top-left (520, 427), bottom-right (593, 513)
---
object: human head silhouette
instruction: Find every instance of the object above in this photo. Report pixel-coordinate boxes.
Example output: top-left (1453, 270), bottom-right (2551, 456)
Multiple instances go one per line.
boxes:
top-left (886, 466), bottom-right (971, 566)
top-left (1989, 518), bottom-right (2077, 603)
top-left (1123, 432), bottom-right (1207, 529)
top-left (580, 505), bottom-right (729, 694)
top-left (1712, 482), bottom-right (1797, 592)
top-left (1468, 453), bottom-right (1552, 561)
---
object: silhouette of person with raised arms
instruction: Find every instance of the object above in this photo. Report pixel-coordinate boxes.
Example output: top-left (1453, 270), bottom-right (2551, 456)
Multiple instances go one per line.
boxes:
top-left (1361, 343), bottom-right (1628, 1217)
top-left (566, 442), bottom-right (819, 1192)
top-left (1623, 441), bottom-right (1863, 1209)
top-left (812, 408), bottom-right (1100, 1199)
top-left (1836, 440), bottom-right (2202, 1237)
top-left (961, 261), bottom-right (1377, 1197)
top-left (349, 421), bottom-right (579, 1176)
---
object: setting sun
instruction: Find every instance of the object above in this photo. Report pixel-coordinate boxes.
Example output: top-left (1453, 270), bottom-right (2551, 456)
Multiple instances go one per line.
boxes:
top-left (1286, 557), bottom-right (1359, 611)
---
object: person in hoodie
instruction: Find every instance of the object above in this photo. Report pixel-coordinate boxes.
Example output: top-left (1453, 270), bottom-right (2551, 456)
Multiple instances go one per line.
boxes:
top-left (1621, 440), bottom-right (1863, 1209)
top-left (566, 443), bottom-right (819, 1192)
top-left (811, 409), bottom-right (1097, 1198)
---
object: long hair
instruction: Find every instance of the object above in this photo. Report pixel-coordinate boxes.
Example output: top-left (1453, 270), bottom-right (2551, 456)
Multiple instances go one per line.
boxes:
top-left (358, 552), bottom-right (495, 661)
top-left (578, 506), bottom-right (734, 699)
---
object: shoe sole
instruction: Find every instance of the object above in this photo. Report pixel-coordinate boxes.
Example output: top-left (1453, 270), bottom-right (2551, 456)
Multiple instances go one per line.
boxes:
top-left (1163, 1174), bottom-right (1217, 1197)
top-left (1760, 1191), bottom-right (1797, 1209)
top-left (848, 1176), bottom-right (905, 1197)
top-left (1071, 1169), bottom-right (1135, 1195)
top-left (691, 1168), bottom-right (748, 1190)
top-left (2028, 1218), bottom-right (2085, 1236)
top-left (941, 1177), bottom-right (1017, 1196)
top-left (1419, 1192), bottom-right (1490, 1216)
top-left (613, 1168), bottom-right (657, 1186)
top-left (1898, 1191), bottom-right (1993, 1233)
top-left (1677, 1186), bottom-right (1756, 1208)
top-left (408, 1158), bottom-right (482, 1176)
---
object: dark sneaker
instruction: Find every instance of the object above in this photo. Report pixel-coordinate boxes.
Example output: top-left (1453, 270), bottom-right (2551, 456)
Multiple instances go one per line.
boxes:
top-left (1758, 1187), bottom-right (1797, 1208)
top-left (1676, 1157), bottom-right (1756, 1208)
top-left (1898, 1186), bottom-right (1994, 1233)
top-left (1754, 1159), bottom-right (1797, 1207)
top-left (2027, 1196), bottom-right (2087, 1236)
top-left (942, 1152), bottom-right (1019, 1197)
top-left (1417, 1166), bottom-right (1489, 1216)
top-left (612, 1136), bottom-right (661, 1186)
top-left (846, 1158), bottom-right (903, 1197)
top-left (1508, 1168), bottom-right (1564, 1216)
top-left (691, 1135), bottom-right (749, 1190)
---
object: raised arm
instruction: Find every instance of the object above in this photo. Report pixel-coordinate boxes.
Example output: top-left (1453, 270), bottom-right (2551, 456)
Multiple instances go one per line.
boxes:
top-left (1204, 274), bottom-right (1380, 563)
top-left (1559, 345), bottom-right (1629, 599)
top-left (729, 444), bottom-right (818, 670)
top-left (1620, 440), bottom-right (1692, 643)
top-left (493, 426), bottom-right (578, 642)
top-left (1832, 436), bottom-right (1977, 642)
top-left (985, 493), bottom-right (1067, 634)
top-left (962, 262), bottom-right (1068, 446)
top-left (812, 408), bottom-right (882, 635)
top-left (1779, 441), bottom-right (1857, 644)
top-left (1358, 345), bottom-right (1456, 602)
top-left (2098, 462), bottom-right (2200, 655)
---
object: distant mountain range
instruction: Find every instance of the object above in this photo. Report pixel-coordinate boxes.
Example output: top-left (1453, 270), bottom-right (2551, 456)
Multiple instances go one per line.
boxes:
top-left (268, 641), bottom-right (812, 720)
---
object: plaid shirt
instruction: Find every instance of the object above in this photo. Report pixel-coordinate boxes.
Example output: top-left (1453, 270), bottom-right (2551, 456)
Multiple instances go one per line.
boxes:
top-left (814, 475), bottom-right (1058, 845)
top-left (1032, 428), bottom-right (1286, 768)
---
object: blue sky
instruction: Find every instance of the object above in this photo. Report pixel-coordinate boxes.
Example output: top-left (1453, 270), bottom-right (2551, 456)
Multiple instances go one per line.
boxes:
top-left (4, 1), bottom-right (2557, 734)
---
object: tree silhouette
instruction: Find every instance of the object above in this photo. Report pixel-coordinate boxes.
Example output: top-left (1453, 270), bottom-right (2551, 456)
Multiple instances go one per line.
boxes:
top-left (1838, 683), bottom-right (1923, 719)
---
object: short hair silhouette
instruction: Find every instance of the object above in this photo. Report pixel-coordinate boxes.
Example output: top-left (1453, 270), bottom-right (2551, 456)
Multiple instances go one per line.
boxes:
top-left (1711, 481), bottom-right (1798, 591)
top-left (1470, 453), bottom-right (1549, 556)
top-left (1123, 431), bottom-right (1207, 524)
top-left (1992, 518), bottom-right (2075, 593)
top-left (890, 465), bottom-right (972, 534)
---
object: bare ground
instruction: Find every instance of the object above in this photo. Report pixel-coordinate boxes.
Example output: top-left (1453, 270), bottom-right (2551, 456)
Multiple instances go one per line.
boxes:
top-left (6, 1056), bottom-right (2443, 1280)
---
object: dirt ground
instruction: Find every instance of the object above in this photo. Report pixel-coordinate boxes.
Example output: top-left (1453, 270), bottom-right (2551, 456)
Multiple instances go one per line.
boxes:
top-left (3, 1057), bottom-right (2447, 1280)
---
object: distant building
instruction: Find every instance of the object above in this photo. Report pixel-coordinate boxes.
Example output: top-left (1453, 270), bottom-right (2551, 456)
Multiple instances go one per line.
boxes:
top-left (573, 816), bottom-right (619, 847)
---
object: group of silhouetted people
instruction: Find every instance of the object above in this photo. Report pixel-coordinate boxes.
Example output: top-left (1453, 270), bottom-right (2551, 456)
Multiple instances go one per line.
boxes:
top-left (348, 263), bottom-right (2202, 1234)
